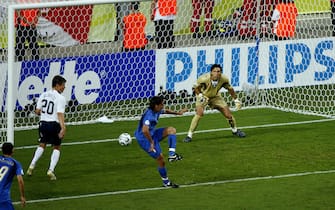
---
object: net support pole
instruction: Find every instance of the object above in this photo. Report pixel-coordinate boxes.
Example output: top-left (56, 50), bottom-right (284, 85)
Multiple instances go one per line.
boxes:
top-left (7, 6), bottom-right (15, 144)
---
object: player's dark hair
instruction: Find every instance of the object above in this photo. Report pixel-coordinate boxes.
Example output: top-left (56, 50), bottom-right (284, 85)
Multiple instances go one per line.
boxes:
top-left (2, 142), bottom-right (14, 155)
top-left (210, 64), bottom-right (222, 72)
top-left (52, 75), bottom-right (67, 87)
top-left (149, 96), bottom-right (164, 110)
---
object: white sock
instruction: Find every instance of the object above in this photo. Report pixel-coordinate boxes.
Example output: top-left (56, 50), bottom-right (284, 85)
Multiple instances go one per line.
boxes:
top-left (30, 146), bottom-right (44, 168)
top-left (49, 149), bottom-right (60, 172)
top-left (187, 132), bottom-right (193, 138)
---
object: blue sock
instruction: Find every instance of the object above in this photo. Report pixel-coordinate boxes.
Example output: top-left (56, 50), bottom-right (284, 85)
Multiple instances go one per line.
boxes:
top-left (158, 167), bottom-right (169, 185)
top-left (168, 134), bottom-right (176, 156)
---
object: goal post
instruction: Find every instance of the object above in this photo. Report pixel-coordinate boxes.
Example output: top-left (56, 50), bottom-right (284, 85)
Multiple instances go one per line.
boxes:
top-left (4, 0), bottom-right (140, 145)
top-left (1, 0), bottom-right (334, 145)
top-left (7, 5), bottom-right (15, 145)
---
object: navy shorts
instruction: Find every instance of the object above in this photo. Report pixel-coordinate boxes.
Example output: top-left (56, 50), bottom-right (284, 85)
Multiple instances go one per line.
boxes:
top-left (39, 121), bottom-right (62, 146)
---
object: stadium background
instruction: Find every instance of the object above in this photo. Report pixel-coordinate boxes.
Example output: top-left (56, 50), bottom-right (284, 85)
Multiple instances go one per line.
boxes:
top-left (0, 0), bottom-right (330, 48)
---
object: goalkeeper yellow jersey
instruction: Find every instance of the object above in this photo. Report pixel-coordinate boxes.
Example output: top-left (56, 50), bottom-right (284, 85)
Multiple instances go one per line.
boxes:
top-left (195, 73), bottom-right (232, 98)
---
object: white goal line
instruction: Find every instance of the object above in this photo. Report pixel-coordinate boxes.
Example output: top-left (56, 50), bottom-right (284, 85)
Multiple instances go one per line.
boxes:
top-left (15, 118), bottom-right (335, 150)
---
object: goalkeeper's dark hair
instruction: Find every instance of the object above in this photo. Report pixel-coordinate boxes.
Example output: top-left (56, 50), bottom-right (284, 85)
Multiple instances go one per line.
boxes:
top-left (149, 96), bottom-right (164, 110)
top-left (2, 142), bottom-right (14, 155)
top-left (52, 75), bottom-right (67, 87)
top-left (210, 64), bottom-right (222, 72)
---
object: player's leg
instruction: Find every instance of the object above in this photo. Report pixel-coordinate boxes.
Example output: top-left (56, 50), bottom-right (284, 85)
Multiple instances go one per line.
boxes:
top-left (183, 104), bottom-right (205, 142)
top-left (136, 135), bottom-right (177, 187)
top-left (27, 142), bottom-right (46, 176)
top-left (220, 106), bottom-right (245, 137)
top-left (47, 146), bottom-right (60, 180)
top-left (212, 97), bottom-right (246, 137)
top-left (156, 155), bottom-right (178, 188)
top-left (27, 122), bottom-right (48, 175)
top-left (47, 122), bottom-right (62, 180)
top-left (155, 127), bottom-right (182, 162)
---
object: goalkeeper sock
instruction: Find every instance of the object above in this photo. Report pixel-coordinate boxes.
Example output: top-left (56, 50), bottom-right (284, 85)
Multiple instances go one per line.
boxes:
top-left (168, 134), bottom-right (176, 156)
top-left (227, 116), bottom-right (237, 132)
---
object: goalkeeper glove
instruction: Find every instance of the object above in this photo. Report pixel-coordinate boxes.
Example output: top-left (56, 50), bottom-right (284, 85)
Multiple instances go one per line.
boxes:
top-left (234, 98), bottom-right (242, 110)
top-left (197, 93), bottom-right (208, 106)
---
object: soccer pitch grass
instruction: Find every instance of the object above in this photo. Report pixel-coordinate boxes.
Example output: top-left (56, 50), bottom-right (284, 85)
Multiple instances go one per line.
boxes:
top-left (11, 108), bottom-right (335, 210)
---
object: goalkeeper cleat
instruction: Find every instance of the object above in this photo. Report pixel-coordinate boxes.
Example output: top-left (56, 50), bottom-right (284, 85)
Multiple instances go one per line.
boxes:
top-left (163, 181), bottom-right (179, 188)
top-left (232, 129), bottom-right (246, 138)
top-left (26, 166), bottom-right (34, 176)
top-left (47, 169), bottom-right (57, 181)
top-left (183, 136), bottom-right (192, 143)
top-left (168, 153), bottom-right (183, 162)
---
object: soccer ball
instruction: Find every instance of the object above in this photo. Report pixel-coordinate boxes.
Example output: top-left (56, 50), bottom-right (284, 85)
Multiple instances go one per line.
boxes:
top-left (118, 133), bottom-right (132, 146)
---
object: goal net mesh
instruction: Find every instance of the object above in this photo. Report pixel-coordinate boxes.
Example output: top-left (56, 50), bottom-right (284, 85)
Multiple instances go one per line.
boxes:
top-left (0, 0), bottom-right (334, 143)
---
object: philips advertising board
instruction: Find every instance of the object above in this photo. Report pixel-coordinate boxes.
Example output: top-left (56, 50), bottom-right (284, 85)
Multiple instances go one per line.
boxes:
top-left (155, 37), bottom-right (335, 94)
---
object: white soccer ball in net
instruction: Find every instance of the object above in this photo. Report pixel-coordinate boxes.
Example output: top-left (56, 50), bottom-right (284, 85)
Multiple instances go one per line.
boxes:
top-left (242, 82), bottom-right (256, 97)
top-left (118, 133), bottom-right (132, 146)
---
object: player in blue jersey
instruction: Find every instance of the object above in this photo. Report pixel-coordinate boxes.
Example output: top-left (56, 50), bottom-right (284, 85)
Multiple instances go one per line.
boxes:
top-left (0, 142), bottom-right (26, 209)
top-left (26, 75), bottom-right (67, 181)
top-left (135, 96), bottom-right (187, 188)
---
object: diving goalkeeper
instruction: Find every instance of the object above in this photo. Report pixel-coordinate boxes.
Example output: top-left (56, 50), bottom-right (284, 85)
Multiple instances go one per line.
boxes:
top-left (183, 64), bottom-right (246, 143)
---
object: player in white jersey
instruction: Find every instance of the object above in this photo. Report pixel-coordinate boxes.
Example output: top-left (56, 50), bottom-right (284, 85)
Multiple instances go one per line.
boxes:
top-left (183, 64), bottom-right (246, 143)
top-left (26, 75), bottom-right (67, 180)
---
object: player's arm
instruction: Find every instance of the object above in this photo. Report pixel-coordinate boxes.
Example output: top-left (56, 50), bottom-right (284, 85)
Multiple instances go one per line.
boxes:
top-left (142, 125), bottom-right (155, 152)
top-left (164, 108), bottom-right (187, 115)
top-left (227, 86), bottom-right (237, 100)
top-left (16, 175), bottom-right (26, 207)
top-left (35, 95), bottom-right (43, 115)
top-left (193, 84), bottom-right (209, 106)
top-left (193, 85), bottom-right (202, 95)
top-left (35, 108), bottom-right (41, 115)
top-left (227, 86), bottom-right (242, 110)
top-left (57, 96), bottom-right (67, 139)
top-left (57, 112), bottom-right (66, 139)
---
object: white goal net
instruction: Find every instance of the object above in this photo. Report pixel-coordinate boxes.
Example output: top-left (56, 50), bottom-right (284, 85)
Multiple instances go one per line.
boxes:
top-left (0, 0), bottom-right (334, 144)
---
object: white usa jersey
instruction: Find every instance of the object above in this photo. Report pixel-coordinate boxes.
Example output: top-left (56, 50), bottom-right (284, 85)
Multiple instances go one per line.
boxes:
top-left (36, 89), bottom-right (66, 122)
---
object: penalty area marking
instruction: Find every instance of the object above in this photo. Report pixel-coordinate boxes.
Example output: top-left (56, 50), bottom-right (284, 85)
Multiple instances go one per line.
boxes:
top-left (13, 169), bottom-right (335, 205)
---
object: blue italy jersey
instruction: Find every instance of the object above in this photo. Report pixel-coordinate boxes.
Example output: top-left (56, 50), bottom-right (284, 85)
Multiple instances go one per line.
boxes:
top-left (0, 155), bottom-right (24, 202)
top-left (135, 108), bottom-right (164, 140)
